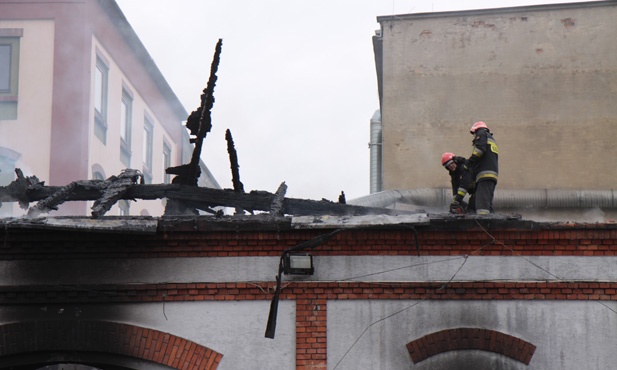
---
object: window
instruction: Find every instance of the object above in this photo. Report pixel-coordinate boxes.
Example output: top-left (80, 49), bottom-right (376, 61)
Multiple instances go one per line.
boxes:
top-left (0, 147), bottom-right (20, 216)
top-left (163, 141), bottom-right (171, 184)
top-left (118, 199), bottom-right (130, 216)
top-left (142, 116), bottom-right (153, 184)
top-left (0, 29), bottom-right (22, 120)
top-left (94, 55), bottom-right (109, 144)
top-left (120, 88), bottom-right (133, 166)
top-left (91, 163), bottom-right (106, 181)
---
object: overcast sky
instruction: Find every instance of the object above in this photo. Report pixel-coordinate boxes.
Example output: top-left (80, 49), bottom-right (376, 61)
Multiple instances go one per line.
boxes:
top-left (115, 0), bottom-right (599, 202)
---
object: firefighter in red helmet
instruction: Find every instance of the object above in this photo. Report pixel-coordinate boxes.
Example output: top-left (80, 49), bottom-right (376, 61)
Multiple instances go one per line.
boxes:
top-left (468, 121), bottom-right (499, 214)
top-left (441, 152), bottom-right (475, 214)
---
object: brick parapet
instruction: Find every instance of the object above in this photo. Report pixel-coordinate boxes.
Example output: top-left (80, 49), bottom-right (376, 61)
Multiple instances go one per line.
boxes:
top-left (2, 223), bottom-right (617, 259)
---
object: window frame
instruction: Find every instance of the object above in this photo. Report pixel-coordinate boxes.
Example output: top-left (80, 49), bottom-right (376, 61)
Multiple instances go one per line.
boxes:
top-left (0, 29), bottom-right (22, 120)
top-left (142, 116), bottom-right (154, 184)
top-left (120, 87), bottom-right (133, 166)
top-left (118, 199), bottom-right (130, 216)
top-left (163, 140), bottom-right (172, 184)
top-left (94, 55), bottom-right (109, 144)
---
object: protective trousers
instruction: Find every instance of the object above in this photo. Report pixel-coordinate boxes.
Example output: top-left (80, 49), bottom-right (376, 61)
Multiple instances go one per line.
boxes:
top-left (475, 180), bottom-right (496, 214)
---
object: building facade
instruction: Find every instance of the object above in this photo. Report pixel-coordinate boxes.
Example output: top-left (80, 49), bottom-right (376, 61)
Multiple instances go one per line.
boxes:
top-left (0, 0), bottom-right (218, 217)
top-left (369, 1), bottom-right (617, 219)
top-left (0, 215), bottom-right (616, 369)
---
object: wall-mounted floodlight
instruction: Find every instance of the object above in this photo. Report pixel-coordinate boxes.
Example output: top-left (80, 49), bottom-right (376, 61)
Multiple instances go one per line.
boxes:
top-left (265, 229), bottom-right (342, 339)
top-left (283, 253), bottom-right (314, 275)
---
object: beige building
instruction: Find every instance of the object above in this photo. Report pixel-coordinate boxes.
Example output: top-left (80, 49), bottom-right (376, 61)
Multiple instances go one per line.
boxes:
top-left (0, 0), bottom-right (218, 217)
top-left (364, 0), bottom-right (617, 220)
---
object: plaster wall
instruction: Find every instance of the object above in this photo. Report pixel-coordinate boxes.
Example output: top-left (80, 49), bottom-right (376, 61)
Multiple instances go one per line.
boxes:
top-left (378, 2), bottom-right (617, 191)
top-left (0, 301), bottom-right (296, 370)
top-left (328, 300), bottom-right (617, 370)
top-left (0, 19), bottom-right (54, 179)
top-left (88, 37), bottom-right (180, 216)
top-left (1, 255), bottom-right (616, 285)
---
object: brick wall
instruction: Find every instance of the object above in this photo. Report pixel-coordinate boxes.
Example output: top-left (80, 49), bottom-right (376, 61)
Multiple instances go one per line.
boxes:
top-left (0, 321), bottom-right (222, 369)
top-left (1, 219), bottom-right (616, 368)
top-left (3, 221), bottom-right (617, 259)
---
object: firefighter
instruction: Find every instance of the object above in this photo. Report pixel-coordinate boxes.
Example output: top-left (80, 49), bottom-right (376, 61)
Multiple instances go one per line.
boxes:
top-left (441, 152), bottom-right (475, 214)
top-left (467, 121), bottom-right (499, 215)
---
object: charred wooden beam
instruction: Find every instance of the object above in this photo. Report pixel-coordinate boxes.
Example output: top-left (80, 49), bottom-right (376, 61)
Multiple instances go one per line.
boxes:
top-left (338, 191), bottom-right (346, 204)
top-left (0, 169), bottom-right (44, 210)
top-left (25, 170), bottom-right (142, 218)
top-left (225, 128), bottom-right (246, 215)
top-left (270, 182), bottom-right (287, 216)
top-left (166, 38), bottom-right (223, 187)
top-left (164, 39), bottom-right (223, 216)
top-left (1, 179), bottom-right (412, 217)
top-left (225, 129), bottom-right (244, 193)
top-left (27, 182), bottom-right (80, 217)
top-left (91, 169), bottom-right (143, 218)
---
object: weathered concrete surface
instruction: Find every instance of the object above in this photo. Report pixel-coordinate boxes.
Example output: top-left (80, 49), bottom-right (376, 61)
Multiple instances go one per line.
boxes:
top-left (0, 301), bottom-right (296, 370)
top-left (328, 300), bottom-right (617, 370)
top-left (376, 2), bottom-right (617, 191)
top-left (1, 255), bottom-right (617, 285)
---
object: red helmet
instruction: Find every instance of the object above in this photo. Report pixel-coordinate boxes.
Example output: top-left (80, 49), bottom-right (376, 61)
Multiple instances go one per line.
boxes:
top-left (470, 121), bottom-right (488, 134)
top-left (441, 152), bottom-right (455, 167)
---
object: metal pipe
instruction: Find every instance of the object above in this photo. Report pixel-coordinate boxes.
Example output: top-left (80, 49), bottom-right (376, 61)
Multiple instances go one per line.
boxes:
top-left (349, 188), bottom-right (617, 209)
top-left (369, 110), bottom-right (382, 194)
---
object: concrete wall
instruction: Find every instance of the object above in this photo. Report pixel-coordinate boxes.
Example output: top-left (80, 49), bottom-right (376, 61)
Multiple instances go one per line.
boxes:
top-left (329, 300), bottom-right (616, 370)
top-left (376, 1), bottom-right (617, 191)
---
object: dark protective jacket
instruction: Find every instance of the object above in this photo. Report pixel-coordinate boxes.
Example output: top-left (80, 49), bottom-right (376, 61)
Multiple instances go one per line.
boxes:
top-left (448, 156), bottom-right (474, 202)
top-left (468, 128), bottom-right (499, 183)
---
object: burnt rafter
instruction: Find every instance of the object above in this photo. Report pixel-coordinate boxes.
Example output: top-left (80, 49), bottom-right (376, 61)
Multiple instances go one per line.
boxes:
top-left (163, 39), bottom-right (223, 216)
top-left (0, 172), bottom-right (411, 217)
top-left (25, 169), bottom-right (143, 218)
top-left (166, 38), bottom-right (223, 188)
top-left (226, 129), bottom-right (244, 194)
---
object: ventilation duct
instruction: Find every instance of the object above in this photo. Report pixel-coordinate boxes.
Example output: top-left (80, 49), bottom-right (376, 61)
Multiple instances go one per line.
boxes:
top-left (349, 188), bottom-right (617, 209)
top-left (369, 110), bottom-right (382, 194)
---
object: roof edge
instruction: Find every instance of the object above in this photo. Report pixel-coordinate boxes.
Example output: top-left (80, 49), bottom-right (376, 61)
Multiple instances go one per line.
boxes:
top-left (377, 0), bottom-right (617, 23)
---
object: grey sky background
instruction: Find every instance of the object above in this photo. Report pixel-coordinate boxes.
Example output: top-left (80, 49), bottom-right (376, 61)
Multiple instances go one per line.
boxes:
top-left (115, 0), bottom-right (599, 202)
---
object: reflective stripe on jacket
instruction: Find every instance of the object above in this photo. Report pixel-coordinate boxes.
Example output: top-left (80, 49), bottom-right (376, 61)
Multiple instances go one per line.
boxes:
top-left (469, 129), bottom-right (498, 183)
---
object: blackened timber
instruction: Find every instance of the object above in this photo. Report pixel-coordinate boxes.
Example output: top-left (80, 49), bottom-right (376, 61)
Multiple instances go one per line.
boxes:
top-left (91, 169), bottom-right (143, 218)
top-left (164, 39), bottom-right (222, 216)
top-left (141, 185), bottom-right (411, 216)
top-left (270, 182), bottom-right (287, 216)
top-left (225, 129), bottom-right (244, 193)
top-left (0, 169), bottom-right (43, 210)
top-left (226, 128), bottom-right (245, 215)
top-left (166, 39), bottom-right (223, 187)
top-left (26, 179), bottom-right (109, 217)
top-left (27, 182), bottom-right (80, 217)
top-left (1, 182), bottom-right (412, 217)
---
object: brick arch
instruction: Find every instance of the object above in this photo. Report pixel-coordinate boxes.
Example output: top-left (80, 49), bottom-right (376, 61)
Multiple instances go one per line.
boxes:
top-left (0, 320), bottom-right (222, 370)
top-left (406, 328), bottom-right (536, 365)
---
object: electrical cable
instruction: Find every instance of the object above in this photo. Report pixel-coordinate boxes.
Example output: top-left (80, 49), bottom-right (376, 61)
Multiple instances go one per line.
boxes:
top-left (332, 255), bottom-right (469, 370)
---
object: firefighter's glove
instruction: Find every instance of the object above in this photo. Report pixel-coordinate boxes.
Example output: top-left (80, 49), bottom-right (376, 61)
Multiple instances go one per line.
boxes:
top-left (449, 201), bottom-right (464, 214)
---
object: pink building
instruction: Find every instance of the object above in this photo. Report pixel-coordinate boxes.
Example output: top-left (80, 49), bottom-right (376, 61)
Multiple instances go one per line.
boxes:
top-left (0, 0), bottom-right (218, 217)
